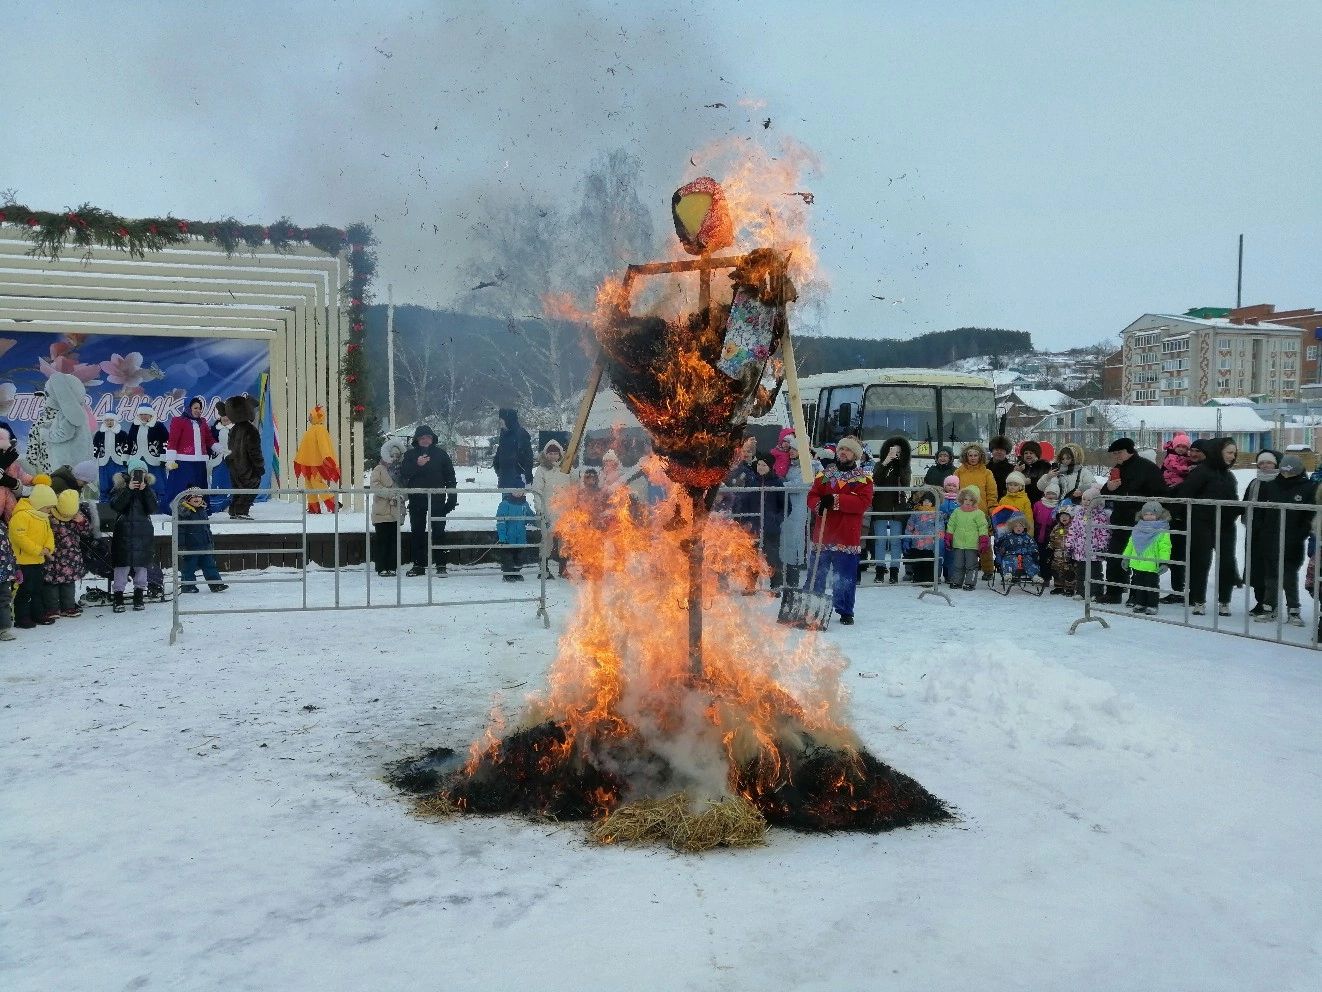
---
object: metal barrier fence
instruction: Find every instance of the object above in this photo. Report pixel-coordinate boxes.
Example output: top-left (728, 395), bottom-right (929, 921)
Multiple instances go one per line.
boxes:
top-left (169, 486), bottom-right (549, 643)
top-left (1068, 492), bottom-right (1319, 652)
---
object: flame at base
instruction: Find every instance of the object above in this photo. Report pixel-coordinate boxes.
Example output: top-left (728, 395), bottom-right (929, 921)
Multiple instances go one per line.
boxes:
top-left (397, 483), bottom-right (951, 838)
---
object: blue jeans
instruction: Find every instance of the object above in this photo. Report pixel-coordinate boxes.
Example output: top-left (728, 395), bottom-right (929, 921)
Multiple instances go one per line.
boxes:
top-left (809, 548), bottom-right (860, 618)
top-left (181, 552), bottom-right (222, 584)
top-left (870, 517), bottom-right (903, 569)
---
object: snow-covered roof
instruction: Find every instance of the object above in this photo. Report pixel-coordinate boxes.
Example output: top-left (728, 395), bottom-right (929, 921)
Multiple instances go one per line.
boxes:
top-left (1006, 389), bottom-right (1076, 411)
top-left (1205, 397), bottom-right (1254, 406)
top-left (1079, 403), bottom-right (1272, 433)
top-left (1139, 314), bottom-right (1304, 334)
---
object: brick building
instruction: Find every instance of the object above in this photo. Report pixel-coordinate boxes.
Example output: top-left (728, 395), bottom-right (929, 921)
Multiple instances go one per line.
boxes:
top-left (1225, 304), bottom-right (1322, 386)
top-left (1120, 312), bottom-right (1301, 406)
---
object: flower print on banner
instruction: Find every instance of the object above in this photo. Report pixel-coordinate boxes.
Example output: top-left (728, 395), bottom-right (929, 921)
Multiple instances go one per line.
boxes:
top-left (99, 352), bottom-right (165, 394)
top-left (38, 342), bottom-right (103, 384)
top-left (716, 287), bottom-right (778, 380)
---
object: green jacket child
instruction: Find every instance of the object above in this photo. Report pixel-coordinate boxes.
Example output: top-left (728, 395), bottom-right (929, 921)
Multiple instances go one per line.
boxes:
top-left (1123, 501), bottom-right (1172, 573)
top-left (945, 486), bottom-right (990, 550)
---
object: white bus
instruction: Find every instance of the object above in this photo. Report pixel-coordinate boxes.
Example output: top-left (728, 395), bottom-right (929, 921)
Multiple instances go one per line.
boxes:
top-left (791, 368), bottom-right (998, 462)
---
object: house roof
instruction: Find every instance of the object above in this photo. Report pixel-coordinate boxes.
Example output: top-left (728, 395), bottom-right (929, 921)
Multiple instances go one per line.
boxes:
top-left (1132, 313), bottom-right (1304, 334)
top-left (1006, 389), bottom-right (1076, 412)
top-left (1056, 402), bottom-right (1273, 433)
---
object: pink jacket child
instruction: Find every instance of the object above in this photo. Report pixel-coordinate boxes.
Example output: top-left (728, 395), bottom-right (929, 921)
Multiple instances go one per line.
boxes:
top-left (1033, 483), bottom-right (1061, 544)
top-left (1065, 490), bottom-right (1111, 563)
top-left (1161, 433), bottom-right (1195, 489)
top-left (0, 425), bottom-right (34, 522)
top-left (771, 427), bottom-right (796, 479)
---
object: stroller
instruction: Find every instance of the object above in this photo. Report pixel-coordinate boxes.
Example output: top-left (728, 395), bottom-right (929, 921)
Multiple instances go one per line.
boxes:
top-left (77, 501), bottom-right (167, 607)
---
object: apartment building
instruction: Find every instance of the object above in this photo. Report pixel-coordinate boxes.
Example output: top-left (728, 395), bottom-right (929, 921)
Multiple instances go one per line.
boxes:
top-left (1120, 312), bottom-right (1301, 406)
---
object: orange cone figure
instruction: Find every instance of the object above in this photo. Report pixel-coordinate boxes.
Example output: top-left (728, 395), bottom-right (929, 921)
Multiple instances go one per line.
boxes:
top-left (292, 406), bottom-right (341, 513)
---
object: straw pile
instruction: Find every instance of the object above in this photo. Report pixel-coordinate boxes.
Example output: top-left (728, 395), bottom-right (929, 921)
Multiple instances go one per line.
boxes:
top-left (412, 793), bottom-right (461, 819)
top-left (590, 793), bottom-right (767, 853)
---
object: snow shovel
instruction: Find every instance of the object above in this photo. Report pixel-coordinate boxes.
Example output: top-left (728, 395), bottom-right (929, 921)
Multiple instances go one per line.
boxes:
top-left (778, 510), bottom-right (833, 631)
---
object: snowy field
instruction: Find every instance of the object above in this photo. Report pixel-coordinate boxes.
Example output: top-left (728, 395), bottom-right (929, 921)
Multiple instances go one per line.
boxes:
top-left (4, 567), bottom-right (1320, 992)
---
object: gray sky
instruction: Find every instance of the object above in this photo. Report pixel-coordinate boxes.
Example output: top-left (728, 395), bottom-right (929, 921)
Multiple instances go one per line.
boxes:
top-left (4, 0), bottom-right (1319, 350)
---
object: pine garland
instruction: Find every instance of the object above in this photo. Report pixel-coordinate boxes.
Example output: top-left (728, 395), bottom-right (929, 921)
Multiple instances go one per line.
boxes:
top-left (0, 199), bottom-right (376, 421)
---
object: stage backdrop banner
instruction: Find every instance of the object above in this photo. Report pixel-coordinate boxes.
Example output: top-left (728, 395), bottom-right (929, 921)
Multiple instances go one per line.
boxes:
top-left (0, 331), bottom-right (270, 446)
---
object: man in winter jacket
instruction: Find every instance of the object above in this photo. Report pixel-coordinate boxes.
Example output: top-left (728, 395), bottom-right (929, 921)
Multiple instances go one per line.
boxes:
top-left (1173, 437), bottom-right (1241, 614)
top-left (401, 425), bottom-right (458, 576)
top-left (224, 395), bottom-right (265, 520)
top-left (1255, 454), bottom-right (1315, 625)
top-left (987, 435), bottom-right (1015, 501)
top-left (1099, 437), bottom-right (1168, 603)
top-left (805, 435), bottom-right (874, 625)
top-left (493, 408), bottom-right (534, 490)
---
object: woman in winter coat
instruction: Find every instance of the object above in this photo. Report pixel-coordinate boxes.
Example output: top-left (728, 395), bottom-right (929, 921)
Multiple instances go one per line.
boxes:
top-left (1016, 440), bottom-right (1052, 503)
top-left (922, 446), bottom-right (955, 488)
top-left (530, 439), bottom-right (574, 578)
top-left (165, 395), bottom-right (218, 506)
top-left (869, 436), bottom-right (911, 584)
top-left (1175, 437), bottom-right (1242, 615)
top-left (110, 457), bottom-right (158, 612)
top-left (369, 438), bottom-right (406, 576)
top-left (1241, 449), bottom-right (1281, 615)
top-left (955, 442), bottom-right (997, 578)
top-left (1049, 443), bottom-right (1093, 503)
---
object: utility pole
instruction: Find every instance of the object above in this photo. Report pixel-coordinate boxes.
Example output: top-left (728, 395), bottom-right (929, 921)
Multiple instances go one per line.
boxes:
top-left (386, 283), bottom-right (397, 431)
top-left (1236, 234), bottom-right (1243, 309)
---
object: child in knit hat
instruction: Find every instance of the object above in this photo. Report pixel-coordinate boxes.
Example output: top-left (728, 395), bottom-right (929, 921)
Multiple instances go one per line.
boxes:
top-left (46, 489), bottom-right (89, 618)
top-left (938, 475), bottom-right (961, 585)
top-left (1033, 480), bottom-right (1061, 586)
top-left (1065, 487), bottom-right (1110, 600)
top-left (1047, 504), bottom-right (1076, 595)
top-left (174, 487), bottom-right (228, 593)
top-left (1162, 433), bottom-right (1195, 490)
top-left (10, 483), bottom-right (57, 628)
top-left (1123, 501), bottom-right (1171, 614)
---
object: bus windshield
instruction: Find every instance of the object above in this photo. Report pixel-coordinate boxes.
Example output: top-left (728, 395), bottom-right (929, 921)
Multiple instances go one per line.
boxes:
top-left (861, 385), bottom-right (938, 443)
top-left (941, 386), bottom-right (996, 443)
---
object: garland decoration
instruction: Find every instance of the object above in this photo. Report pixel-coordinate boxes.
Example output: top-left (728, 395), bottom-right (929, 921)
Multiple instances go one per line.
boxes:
top-left (1, 199), bottom-right (375, 422)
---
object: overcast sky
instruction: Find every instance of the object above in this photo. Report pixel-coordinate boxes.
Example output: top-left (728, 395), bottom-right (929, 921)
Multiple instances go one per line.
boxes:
top-left (4, 0), bottom-right (1318, 350)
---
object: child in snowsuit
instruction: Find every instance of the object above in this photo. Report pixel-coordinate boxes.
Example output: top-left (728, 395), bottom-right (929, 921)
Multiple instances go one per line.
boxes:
top-left (938, 475), bottom-right (961, 584)
top-left (10, 483), bottom-right (57, 628)
top-left (944, 486), bottom-right (989, 591)
top-left (1065, 488), bottom-right (1111, 600)
top-left (174, 488), bottom-right (229, 593)
top-left (0, 511), bottom-right (17, 639)
top-left (1033, 481), bottom-right (1061, 586)
top-left (496, 489), bottom-right (536, 582)
top-left (46, 489), bottom-right (89, 618)
top-left (1123, 500), bottom-right (1171, 615)
top-left (110, 458), bottom-right (158, 613)
top-left (902, 488), bottom-right (940, 584)
top-left (1161, 433), bottom-right (1195, 490)
top-left (995, 512), bottom-right (1041, 580)
top-left (1048, 506), bottom-right (1076, 595)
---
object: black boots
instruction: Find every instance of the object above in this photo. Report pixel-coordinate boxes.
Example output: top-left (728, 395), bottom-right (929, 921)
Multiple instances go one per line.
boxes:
top-left (112, 591), bottom-right (126, 614)
top-left (132, 588), bottom-right (145, 611)
top-left (209, 583), bottom-right (229, 593)
top-left (889, 566), bottom-right (900, 584)
top-left (874, 565), bottom-right (885, 583)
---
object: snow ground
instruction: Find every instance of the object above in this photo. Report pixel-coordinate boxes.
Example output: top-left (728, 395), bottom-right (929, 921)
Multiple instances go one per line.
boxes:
top-left (3, 571), bottom-right (1320, 991)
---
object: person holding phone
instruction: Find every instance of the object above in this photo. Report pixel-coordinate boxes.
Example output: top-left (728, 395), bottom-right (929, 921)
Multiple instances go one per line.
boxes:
top-left (109, 458), bottom-right (158, 612)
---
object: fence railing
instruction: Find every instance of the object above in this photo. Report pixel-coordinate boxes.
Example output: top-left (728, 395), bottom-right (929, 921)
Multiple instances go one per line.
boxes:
top-left (1068, 492), bottom-right (1318, 652)
top-left (169, 486), bottom-right (549, 643)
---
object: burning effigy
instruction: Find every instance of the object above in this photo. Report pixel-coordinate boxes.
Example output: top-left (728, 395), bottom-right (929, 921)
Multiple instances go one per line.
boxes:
top-left (392, 150), bottom-right (951, 851)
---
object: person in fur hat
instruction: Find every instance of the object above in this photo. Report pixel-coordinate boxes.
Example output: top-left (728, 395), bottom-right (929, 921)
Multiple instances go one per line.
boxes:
top-left (369, 438), bottom-right (406, 577)
top-left (10, 482), bottom-right (57, 627)
top-left (805, 435), bottom-right (874, 624)
top-left (93, 413), bottom-right (127, 498)
top-left (126, 403), bottom-right (168, 506)
top-left (1016, 439), bottom-right (1051, 503)
top-left (224, 394), bottom-right (264, 520)
top-left (45, 489), bottom-right (89, 618)
top-left (109, 457), bottom-right (158, 612)
top-left (173, 487), bottom-right (228, 594)
top-left (530, 438), bottom-right (573, 579)
top-left (987, 435), bottom-right (1015, 501)
top-left (165, 396), bottom-right (218, 506)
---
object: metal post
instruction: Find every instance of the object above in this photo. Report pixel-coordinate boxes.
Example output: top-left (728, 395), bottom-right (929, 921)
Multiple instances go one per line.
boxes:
top-left (386, 283), bottom-right (397, 432)
top-left (333, 494), bottom-right (341, 607)
top-left (169, 498), bottom-right (182, 644)
top-left (1212, 502), bottom-right (1222, 631)
top-left (919, 493), bottom-right (952, 606)
top-left (1242, 502), bottom-right (1254, 636)
top-left (301, 491), bottom-right (308, 610)
top-left (537, 504), bottom-right (549, 628)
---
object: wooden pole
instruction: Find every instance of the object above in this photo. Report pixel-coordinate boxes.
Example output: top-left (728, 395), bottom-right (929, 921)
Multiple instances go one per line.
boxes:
top-left (563, 353), bottom-right (604, 470)
top-left (781, 332), bottom-right (816, 473)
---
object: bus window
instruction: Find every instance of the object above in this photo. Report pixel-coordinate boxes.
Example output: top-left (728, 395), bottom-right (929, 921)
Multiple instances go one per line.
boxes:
top-left (861, 385), bottom-right (938, 444)
top-left (820, 386), bottom-right (863, 444)
top-left (940, 386), bottom-right (997, 444)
